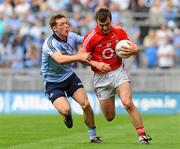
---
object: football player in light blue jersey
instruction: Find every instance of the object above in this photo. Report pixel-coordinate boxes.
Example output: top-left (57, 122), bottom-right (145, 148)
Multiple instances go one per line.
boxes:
top-left (41, 14), bottom-right (102, 143)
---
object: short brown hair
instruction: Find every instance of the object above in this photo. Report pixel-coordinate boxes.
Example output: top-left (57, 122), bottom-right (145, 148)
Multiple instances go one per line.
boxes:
top-left (49, 14), bottom-right (66, 29)
top-left (95, 7), bottom-right (112, 22)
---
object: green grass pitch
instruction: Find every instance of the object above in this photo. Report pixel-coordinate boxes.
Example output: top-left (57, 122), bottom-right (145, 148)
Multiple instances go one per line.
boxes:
top-left (0, 114), bottom-right (179, 149)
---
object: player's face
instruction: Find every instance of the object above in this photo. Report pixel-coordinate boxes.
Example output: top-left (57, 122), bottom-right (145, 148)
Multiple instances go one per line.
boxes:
top-left (97, 17), bottom-right (111, 35)
top-left (53, 18), bottom-right (69, 40)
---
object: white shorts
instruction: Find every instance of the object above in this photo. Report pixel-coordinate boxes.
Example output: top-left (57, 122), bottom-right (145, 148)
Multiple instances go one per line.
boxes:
top-left (93, 65), bottom-right (130, 100)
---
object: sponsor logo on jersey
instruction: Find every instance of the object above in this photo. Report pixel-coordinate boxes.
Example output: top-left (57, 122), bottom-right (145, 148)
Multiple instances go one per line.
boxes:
top-left (102, 48), bottom-right (114, 59)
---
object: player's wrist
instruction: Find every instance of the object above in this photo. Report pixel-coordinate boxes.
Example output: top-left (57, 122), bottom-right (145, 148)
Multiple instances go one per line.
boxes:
top-left (75, 54), bottom-right (81, 61)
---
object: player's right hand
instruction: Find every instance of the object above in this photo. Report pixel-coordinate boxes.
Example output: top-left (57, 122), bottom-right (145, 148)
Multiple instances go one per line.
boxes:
top-left (95, 62), bottom-right (111, 73)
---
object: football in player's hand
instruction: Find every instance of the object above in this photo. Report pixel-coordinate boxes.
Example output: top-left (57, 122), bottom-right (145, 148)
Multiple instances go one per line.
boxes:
top-left (115, 40), bottom-right (131, 58)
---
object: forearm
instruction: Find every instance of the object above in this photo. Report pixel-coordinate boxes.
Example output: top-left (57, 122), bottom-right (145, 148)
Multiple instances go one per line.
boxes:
top-left (57, 55), bottom-right (80, 64)
top-left (87, 60), bottom-right (98, 68)
top-left (51, 52), bottom-right (80, 64)
top-left (88, 60), bottom-right (111, 73)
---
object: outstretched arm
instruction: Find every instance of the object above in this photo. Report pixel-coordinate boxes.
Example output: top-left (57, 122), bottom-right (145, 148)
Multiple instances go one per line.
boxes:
top-left (50, 50), bottom-right (91, 64)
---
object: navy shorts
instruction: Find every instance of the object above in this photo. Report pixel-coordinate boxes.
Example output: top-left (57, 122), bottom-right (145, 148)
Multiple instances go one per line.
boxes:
top-left (45, 73), bottom-right (84, 103)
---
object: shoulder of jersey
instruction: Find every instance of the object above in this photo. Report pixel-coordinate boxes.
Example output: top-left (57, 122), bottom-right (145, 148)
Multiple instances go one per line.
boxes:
top-left (85, 29), bottom-right (96, 38)
top-left (83, 29), bottom-right (96, 46)
top-left (113, 25), bottom-right (126, 31)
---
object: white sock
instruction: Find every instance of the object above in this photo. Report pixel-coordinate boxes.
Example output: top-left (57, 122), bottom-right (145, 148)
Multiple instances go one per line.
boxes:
top-left (88, 127), bottom-right (96, 140)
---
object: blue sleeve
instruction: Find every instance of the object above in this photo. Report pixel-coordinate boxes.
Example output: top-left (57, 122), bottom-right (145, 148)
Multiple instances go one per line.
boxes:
top-left (70, 32), bottom-right (83, 44)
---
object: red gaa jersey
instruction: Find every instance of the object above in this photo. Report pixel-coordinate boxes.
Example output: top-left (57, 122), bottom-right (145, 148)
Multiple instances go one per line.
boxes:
top-left (82, 25), bottom-right (129, 74)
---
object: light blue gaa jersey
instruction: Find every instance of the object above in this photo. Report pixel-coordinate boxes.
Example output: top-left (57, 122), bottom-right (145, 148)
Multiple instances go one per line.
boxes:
top-left (41, 32), bottom-right (83, 82)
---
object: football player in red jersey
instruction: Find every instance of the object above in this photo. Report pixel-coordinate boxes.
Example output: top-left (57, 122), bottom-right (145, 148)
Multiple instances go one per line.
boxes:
top-left (81, 7), bottom-right (152, 144)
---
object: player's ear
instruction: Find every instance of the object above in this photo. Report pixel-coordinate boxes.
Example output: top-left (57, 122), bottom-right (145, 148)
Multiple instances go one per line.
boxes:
top-left (52, 26), bottom-right (56, 32)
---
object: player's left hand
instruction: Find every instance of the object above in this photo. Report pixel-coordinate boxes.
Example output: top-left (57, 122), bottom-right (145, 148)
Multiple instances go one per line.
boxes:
top-left (121, 42), bottom-right (139, 56)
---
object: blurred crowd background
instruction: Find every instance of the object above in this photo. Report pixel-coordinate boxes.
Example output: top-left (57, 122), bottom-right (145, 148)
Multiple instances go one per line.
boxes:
top-left (0, 0), bottom-right (180, 70)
